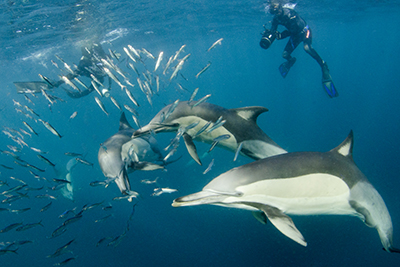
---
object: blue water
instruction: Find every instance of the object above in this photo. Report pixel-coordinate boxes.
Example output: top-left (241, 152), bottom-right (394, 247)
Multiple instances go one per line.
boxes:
top-left (1, 0), bottom-right (400, 266)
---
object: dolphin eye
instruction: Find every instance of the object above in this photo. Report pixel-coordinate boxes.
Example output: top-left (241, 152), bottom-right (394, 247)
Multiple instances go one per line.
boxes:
top-left (235, 192), bottom-right (244, 197)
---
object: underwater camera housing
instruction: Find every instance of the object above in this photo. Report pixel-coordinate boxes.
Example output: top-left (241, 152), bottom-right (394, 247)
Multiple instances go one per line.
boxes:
top-left (260, 29), bottom-right (276, 49)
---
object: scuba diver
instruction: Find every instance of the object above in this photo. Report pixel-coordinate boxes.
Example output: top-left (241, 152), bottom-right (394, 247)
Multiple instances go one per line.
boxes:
top-left (260, 1), bottom-right (338, 98)
top-left (14, 42), bottom-right (112, 99)
top-left (52, 42), bottom-right (112, 98)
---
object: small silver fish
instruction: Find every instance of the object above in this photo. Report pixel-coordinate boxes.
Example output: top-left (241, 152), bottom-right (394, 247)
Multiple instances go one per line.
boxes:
top-left (124, 47), bottom-right (137, 62)
top-left (163, 55), bottom-right (174, 75)
top-left (125, 88), bottom-right (139, 107)
top-left (94, 96), bottom-right (109, 116)
top-left (195, 62), bottom-right (211, 79)
top-left (154, 51), bottom-right (163, 71)
top-left (173, 44), bottom-right (186, 61)
top-left (104, 67), bottom-right (126, 90)
top-left (60, 76), bottom-right (81, 92)
top-left (207, 38), bottom-right (223, 52)
top-left (203, 159), bottom-right (215, 174)
top-left (69, 111), bottom-right (78, 121)
top-left (38, 119), bottom-right (62, 138)
top-left (110, 96), bottom-right (122, 111)
top-left (75, 157), bottom-right (94, 166)
top-left (192, 94), bottom-right (211, 108)
top-left (189, 87), bottom-right (199, 103)
top-left (234, 142), bottom-right (243, 161)
top-left (142, 48), bottom-right (155, 59)
top-left (37, 154), bottom-right (55, 166)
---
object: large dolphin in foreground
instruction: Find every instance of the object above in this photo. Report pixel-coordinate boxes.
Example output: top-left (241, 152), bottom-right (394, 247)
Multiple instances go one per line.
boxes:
top-left (172, 131), bottom-right (399, 253)
top-left (98, 112), bottom-right (164, 195)
top-left (133, 101), bottom-right (287, 165)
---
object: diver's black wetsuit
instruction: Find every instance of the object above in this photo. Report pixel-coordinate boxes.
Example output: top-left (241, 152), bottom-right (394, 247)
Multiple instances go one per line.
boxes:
top-left (270, 7), bottom-right (324, 69)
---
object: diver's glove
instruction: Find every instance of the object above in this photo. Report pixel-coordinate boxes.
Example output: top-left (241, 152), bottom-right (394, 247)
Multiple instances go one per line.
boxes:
top-left (276, 30), bottom-right (290, 40)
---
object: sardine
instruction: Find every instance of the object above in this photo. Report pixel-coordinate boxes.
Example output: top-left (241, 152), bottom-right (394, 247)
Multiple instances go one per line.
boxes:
top-left (38, 119), bottom-right (62, 138)
top-left (142, 48), bottom-right (155, 59)
top-left (173, 44), bottom-right (186, 61)
top-left (203, 159), bottom-right (215, 174)
top-left (154, 51), bottom-right (163, 71)
top-left (75, 157), bottom-right (94, 166)
top-left (191, 94), bottom-right (211, 108)
top-left (188, 87), bottom-right (199, 103)
top-left (207, 38), bottom-right (223, 52)
top-left (110, 96), bottom-right (122, 111)
top-left (60, 76), bottom-right (81, 92)
top-left (195, 62), bottom-right (211, 79)
top-left (94, 96), bottom-right (109, 116)
top-left (16, 220), bottom-right (43, 231)
top-left (23, 121), bottom-right (38, 135)
top-left (103, 67), bottom-right (126, 90)
top-left (69, 111), bottom-right (78, 121)
top-left (37, 154), bottom-right (55, 166)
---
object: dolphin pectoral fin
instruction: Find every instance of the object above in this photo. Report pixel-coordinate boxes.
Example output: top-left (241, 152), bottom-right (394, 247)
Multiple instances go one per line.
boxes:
top-left (182, 133), bottom-right (202, 165)
top-left (252, 211), bottom-right (268, 225)
top-left (349, 200), bottom-right (374, 227)
top-left (246, 202), bottom-right (307, 247)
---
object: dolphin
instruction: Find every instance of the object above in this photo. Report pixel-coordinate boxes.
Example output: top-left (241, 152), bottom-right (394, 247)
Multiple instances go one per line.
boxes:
top-left (133, 101), bottom-right (287, 165)
top-left (98, 112), bottom-right (164, 195)
top-left (172, 131), bottom-right (399, 253)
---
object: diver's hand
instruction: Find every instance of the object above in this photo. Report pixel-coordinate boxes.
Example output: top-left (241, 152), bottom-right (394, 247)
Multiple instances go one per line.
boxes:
top-left (275, 31), bottom-right (282, 40)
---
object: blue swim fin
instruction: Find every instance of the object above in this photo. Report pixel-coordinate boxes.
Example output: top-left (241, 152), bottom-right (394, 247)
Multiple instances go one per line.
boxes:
top-left (321, 61), bottom-right (338, 97)
top-left (322, 78), bottom-right (339, 98)
top-left (278, 58), bottom-right (296, 78)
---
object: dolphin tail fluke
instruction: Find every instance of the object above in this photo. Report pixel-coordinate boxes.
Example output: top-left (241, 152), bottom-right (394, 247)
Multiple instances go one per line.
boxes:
top-left (182, 133), bottom-right (202, 165)
top-left (246, 202), bottom-right (307, 247)
top-left (387, 246), bottom-right (400, 253)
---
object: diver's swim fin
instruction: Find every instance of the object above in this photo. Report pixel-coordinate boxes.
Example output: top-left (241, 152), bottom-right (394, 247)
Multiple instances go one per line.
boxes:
top-left (278, 58), bottom-right (296, 78)
top-left (322, 78), bottom-right (338, 98)
top-left (14, 81), bottom-right (50, 94)
top-left (321, 61), bottom-right (338, 98)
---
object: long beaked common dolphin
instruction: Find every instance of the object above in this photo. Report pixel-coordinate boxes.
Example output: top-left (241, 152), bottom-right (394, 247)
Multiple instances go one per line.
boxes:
top-left (172, 131), bottom-right (400, 253)
top-left (98, 112), bottom-right (164, 195)
top-left (132, 101), bottom-right (287, 165)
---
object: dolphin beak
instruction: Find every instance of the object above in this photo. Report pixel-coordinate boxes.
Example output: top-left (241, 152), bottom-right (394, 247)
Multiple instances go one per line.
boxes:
top-left (114, 168), bottom-right (131, 195)
top-left (172, 190), bottom-right (226, 207)
top-left (132, 123), bottom-right (180, 138)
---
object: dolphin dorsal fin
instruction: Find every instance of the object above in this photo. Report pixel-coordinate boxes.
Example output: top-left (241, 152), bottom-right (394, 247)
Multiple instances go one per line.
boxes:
top-left (119, 112), bottom-right (133, 131)
top-left (229, 107), bottom-right (268, 122)
top-left (330, 130), bottom-right (354, 159)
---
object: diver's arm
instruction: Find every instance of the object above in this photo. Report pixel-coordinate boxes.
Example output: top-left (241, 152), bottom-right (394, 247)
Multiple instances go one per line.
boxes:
top-left (270, 17), bottom-right (279, 32)
top-left (276, 30), bottom-right (290, 40)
